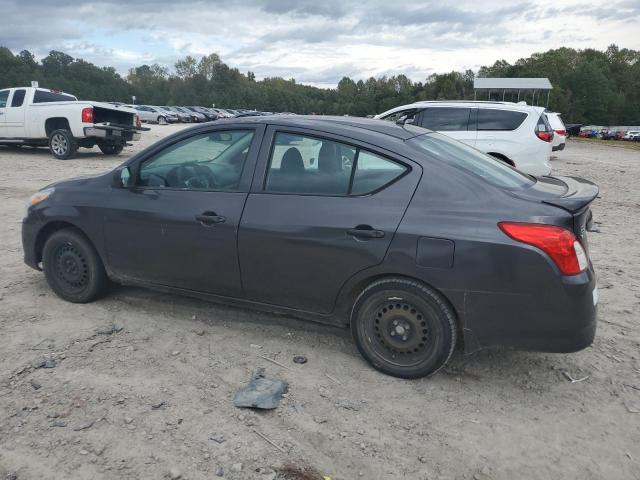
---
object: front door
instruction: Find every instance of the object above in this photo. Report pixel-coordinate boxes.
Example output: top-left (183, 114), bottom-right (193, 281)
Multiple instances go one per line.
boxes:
top-left (104, 125), bottom-right (263, 297)
top-left (238, 127), bottom-right (421, 314)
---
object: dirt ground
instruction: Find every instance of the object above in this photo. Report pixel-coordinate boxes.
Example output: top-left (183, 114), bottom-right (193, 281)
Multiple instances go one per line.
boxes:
top-left (1, 125), bottom-right (639, 480)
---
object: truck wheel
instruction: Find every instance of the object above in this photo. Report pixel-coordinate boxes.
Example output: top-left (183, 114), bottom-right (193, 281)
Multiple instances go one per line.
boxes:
top-left (97, 141), bottom-right (124, 155)
top-left (157, 116), bottom-right (167, 125)
top-left (48, 129), bottom-right (77, 160)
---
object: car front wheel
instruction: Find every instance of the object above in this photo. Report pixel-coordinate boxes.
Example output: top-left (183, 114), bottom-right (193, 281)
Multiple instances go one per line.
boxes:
top-left (351, 278), bottom-right (457, 378)
top-left (42, 228), bottom-right (109, 303)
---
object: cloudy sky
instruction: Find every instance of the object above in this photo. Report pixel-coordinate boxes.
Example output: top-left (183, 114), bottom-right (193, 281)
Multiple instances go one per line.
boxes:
top-left (2, 0), bottom-right (639, 87)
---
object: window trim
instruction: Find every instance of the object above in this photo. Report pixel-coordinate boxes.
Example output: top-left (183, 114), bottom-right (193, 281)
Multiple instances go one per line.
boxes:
top-left (130, 126), bottom-right (260, 193)
top-left (262, 129), bottom-right (411, 197)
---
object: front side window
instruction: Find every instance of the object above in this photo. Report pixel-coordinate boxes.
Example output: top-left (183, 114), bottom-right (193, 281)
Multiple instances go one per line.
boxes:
top-left (477, 109), bottom-right (527, 131)
top-left (138, 130), bottom-right (254, 190)
top-left (11, 89), bottom-right (25, 107)
top-left (408, 132), bottom-right (534, 189)
top-left (265, 132), bottom-right (407, 196)
top-left (33, 90), bottom-right (76, 103)
top-left (0, 90), bottom-right (8, 108)
top-left (382, 109), bottom-right (417, 123)
top-left (417, 107), bottom-right (471, 131)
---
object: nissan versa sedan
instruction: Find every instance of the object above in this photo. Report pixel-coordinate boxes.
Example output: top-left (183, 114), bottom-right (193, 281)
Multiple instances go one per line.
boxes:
top-left (22, 116), bottom-right (598, 378)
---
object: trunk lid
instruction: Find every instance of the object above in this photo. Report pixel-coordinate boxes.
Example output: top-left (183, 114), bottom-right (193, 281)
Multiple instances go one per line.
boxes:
top-left (513, 175), bottom-right (599, 250)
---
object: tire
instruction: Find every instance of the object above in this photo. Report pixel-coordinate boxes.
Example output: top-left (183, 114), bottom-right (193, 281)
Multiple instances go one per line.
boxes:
top-left (42, 228), bottom-right (109, 303)
top-left (48, 129), bottom-right (77, 160)
top-left (351, 278), bottom-right (457, 379)
top-left (97, 141), bottom-right (124, 155)
top-left (157, 116), bottom-right (167, 125)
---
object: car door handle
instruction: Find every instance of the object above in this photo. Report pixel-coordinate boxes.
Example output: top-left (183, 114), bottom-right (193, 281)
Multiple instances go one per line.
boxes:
top-left (346, 227), bottom-right (385, 239)
top-left (195, 213), bottom-right (226, 225)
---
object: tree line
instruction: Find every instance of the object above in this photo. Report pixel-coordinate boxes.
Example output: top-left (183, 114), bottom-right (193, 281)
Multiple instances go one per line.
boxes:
top-left (1, 45), bottom-right (638, 125)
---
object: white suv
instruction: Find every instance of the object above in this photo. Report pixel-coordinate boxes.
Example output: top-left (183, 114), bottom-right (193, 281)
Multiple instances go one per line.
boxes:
top-left (546, 112), bottom-right (566, 151)
top-left (375, 101), bottom-right (553, 176)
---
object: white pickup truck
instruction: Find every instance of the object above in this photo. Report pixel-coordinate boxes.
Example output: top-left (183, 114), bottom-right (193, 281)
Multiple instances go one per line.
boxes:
top-left (0, 87), bottom-right (147, 159)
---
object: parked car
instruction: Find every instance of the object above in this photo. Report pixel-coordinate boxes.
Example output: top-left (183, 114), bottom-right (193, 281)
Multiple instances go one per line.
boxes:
top-left (623, 130), bottom-right (640, 141)
top-left (375, 101), bottom-right (554, 176)
top-left (177, 107), bottom-right (206, 122)
top-left (0, 87), bottom-right (145, 159)
top-left (22, 115), bottom-right (598, 378)
top-left (186, 106), bottom-right (217, 121)
top-left (122, 105), bottom-right (177, 124)
top-left (546, 112), bottom-right (566, 151)
top-left (159, 106), bottom-right (190, 123)
top-left (578, 129), bottom-right (597, 138)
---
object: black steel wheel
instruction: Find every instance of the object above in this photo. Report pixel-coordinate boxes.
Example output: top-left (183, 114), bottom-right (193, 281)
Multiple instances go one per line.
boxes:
top-left (42, 228), bottom-right (109, 303)
top-left (351, 278), bottom-right (457, 378)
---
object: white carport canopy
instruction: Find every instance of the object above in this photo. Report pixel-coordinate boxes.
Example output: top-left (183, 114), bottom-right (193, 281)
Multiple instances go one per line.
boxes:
top-left (473, 77), bottom-right (552, 105)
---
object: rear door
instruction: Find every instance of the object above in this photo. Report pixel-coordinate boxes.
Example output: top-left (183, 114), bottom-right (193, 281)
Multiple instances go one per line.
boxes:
top-left (474, 107), bottom-right (529, 154)
top-left (414, 107), bottom-right (476, 147)
top-left (0, 89), bottom-right (9, 137)
top-left (238, 126), bottom-right (421, 314)
top-left (104, 125), bottom-right (264, 297)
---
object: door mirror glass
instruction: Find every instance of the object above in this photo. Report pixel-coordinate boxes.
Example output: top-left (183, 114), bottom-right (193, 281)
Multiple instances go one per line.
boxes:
top-left (113, 166), bottom-right (132, 188)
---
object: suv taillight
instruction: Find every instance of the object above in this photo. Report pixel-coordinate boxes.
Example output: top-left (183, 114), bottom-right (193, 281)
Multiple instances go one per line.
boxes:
top-left (555, 129), bottom-right (566, 136)
top-left (135, 114), bottom-right (141, 128)
top-left (498, 222), bottom-right (588, 276)
top-left (81, 107), bottom-right (94, 123)
top-left (536, 130), bottom-right (554, 142)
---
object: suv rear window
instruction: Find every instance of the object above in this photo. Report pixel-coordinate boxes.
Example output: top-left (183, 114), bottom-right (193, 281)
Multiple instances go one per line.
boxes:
top-left (477, 109), bottom-right (527, 131)
top-left (33, 90), bottom-right (76, 103)
top-left (416, 107), bottom-right (471, 131)
top-left (408, 132), bottom-right (534, 189)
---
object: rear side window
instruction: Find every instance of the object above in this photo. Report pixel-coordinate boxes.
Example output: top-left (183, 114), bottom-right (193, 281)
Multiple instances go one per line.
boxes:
top-left (0, 90), bottom-right (8, 108)
top-left (351, 151), bottom-right (406, 195)
top-left (265, 132), bottom-right (407, 196)
top-left (477, 109), bottom-right (527, 131)
top-left (11, 89), bottom-right (25, 107)
top-left (33, 90), bottom-right (76, 103)
top-left (416, 107), bottom-right (471, 131)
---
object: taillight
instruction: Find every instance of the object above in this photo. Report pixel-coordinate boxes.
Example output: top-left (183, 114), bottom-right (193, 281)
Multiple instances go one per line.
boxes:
top-left (536, 130), bottom-right (554, 142)
top-left (135, 114), bottom-right (141, 128)
top-left (81, 107), bottom-right (93, 123)
top-left (555, 129), bottom-right (566, 136)
top-left (498, 222), bottom-right (588, 276)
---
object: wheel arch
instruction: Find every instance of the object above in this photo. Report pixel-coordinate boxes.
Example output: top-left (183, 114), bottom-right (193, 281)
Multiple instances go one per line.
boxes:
top-left (44, 118), bottom-right (72, 137)
top-left (337, 273), bottom-right (461, 331)
top-left (34, 220), bottom-right (95, 265)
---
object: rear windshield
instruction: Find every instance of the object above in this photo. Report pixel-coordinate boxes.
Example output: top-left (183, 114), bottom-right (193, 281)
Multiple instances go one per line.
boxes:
top-left (33, 90), bottom-right (76, 103)
top-left (407, 132), bottom-right (535, 189)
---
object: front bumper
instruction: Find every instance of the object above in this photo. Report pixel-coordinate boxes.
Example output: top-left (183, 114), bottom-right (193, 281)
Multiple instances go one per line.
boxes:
top-left (22, 212), bottom-right (41, 270)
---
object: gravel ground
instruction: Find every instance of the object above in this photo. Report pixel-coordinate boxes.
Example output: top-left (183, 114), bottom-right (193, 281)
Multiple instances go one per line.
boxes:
top-left (1, 125), bottom-right (639, 480)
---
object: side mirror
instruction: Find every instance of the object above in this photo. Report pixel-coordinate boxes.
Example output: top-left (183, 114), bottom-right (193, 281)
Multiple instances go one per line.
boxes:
top-left (112, 166), bottom-right (133, 188)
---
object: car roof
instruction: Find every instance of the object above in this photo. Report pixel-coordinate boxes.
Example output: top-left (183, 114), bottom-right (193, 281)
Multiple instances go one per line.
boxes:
top-left (215, 115), bottom-right (428, 141)
top-left (379, 100), bottom-right (545, 116)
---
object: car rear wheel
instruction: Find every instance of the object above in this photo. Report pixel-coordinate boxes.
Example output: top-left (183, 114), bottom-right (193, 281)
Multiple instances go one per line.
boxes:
top-left (157, 116), bottom-right (167, 125)
top-left (97, 141), bottom-right (124, 155)
top-left (48, 129), bottom-right (77, 160)
top-left (351, 278), bottom-right (457, 378)
top-left (42, 228), bottom-right (109, 303)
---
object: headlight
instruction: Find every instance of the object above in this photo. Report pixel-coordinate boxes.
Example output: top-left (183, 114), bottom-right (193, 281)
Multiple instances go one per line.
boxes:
top-left (28, 187), bottom-right (55, 208)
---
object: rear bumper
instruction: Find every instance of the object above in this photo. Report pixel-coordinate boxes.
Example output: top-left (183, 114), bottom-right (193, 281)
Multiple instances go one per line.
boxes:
top-left (84, 126), bottom-right (142, 142)
top-left (462, 266), bottom-right (597, 353)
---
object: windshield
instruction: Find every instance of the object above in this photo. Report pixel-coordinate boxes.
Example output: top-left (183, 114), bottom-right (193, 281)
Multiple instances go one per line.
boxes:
top-left (407, 132), bottom-right (535, 189)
